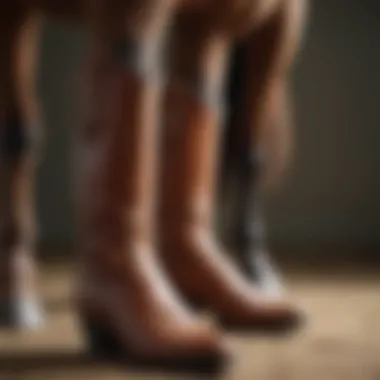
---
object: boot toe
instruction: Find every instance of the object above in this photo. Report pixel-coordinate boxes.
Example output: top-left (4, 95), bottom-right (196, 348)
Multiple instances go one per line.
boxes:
top-left (174, 321), bottom-right (232, 373)
top-left (160, 320), bottom-right (232, 373)
top-left (221, 299), bottom-right (307, 334)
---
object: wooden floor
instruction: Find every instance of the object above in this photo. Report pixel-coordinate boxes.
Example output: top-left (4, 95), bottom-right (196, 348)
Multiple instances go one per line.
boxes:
top-left (1, 262), bottom-right (380, 380)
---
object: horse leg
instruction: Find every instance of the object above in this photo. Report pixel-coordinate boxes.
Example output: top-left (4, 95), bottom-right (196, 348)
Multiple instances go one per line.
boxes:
top-left (226, 0), bottom-right (307, 294)
top-left (0, 7), bottom-right (44, 328)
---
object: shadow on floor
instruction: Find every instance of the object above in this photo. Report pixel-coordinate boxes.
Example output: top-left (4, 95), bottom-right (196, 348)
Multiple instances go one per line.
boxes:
top-left (0, 350), bottom-right (227, 379)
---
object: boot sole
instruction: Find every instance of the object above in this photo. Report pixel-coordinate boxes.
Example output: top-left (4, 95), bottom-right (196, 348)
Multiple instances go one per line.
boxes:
top-left (220, 311), bottom-right (307, 335)
top-left (80, 316), bottom-right (229, 374)
top-left (187, 298), bottom-right (306, 336)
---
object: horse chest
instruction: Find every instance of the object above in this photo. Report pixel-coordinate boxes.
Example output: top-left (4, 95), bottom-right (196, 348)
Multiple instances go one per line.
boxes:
top-left (182, 0), bottom-right (284, 36)
top-left (31, 0), bottom-right (284, 37)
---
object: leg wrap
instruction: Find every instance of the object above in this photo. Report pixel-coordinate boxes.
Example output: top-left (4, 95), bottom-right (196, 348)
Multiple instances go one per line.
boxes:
top-left (1, 112), bottom-right (40, 163)
top-left (235, 149), bottom-right (266, 251)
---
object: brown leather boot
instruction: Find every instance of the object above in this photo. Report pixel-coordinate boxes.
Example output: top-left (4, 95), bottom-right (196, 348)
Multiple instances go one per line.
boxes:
top-left (75, 56), bottom-right (228, 370)
top-left (159, 82), bottom-right (303, 332)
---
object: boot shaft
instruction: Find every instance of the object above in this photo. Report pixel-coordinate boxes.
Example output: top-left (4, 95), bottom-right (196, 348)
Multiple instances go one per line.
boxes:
top-left (76, 57), bottom-right (161, 261)
top-left (160, 83), bottom-right (223, 233)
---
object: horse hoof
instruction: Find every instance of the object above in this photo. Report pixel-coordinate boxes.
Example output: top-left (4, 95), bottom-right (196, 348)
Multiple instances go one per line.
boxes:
top-left (0, 298), bottom-right (45, 329)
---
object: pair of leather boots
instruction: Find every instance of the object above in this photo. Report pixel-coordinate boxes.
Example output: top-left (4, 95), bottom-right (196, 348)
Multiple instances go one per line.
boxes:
top-left (73, 56), bottom-right (303, 370)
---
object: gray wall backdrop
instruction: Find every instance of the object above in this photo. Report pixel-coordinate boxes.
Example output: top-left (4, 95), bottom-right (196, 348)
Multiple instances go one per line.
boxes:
top-left (36, 1), bottom-right (380, 255)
